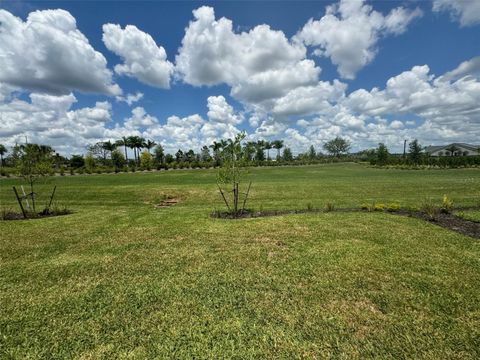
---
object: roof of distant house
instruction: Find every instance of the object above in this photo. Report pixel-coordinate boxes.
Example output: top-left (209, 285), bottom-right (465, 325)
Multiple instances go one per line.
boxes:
top-left (425, 143), bottom-right (480, 153)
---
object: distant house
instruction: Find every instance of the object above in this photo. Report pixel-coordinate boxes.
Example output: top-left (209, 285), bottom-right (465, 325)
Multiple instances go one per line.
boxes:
top-left (425, 143), bottom-right (480, 157)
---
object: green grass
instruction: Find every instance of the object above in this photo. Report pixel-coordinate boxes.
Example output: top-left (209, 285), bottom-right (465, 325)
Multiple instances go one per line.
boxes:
top-left (456, 210), bottom-right (480, 223)
top-left (1, 163), bottom-right (480, 358)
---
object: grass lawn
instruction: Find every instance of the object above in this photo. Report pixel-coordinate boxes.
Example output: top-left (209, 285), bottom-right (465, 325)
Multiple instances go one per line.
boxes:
top-left (1, 163), bottom-right (480, 358)
top-left (456, 210), bottom-right (480, 223)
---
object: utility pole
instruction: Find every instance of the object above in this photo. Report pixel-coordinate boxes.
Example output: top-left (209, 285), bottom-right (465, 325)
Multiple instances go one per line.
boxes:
top-left (403, 139), bottom-right (407, 158)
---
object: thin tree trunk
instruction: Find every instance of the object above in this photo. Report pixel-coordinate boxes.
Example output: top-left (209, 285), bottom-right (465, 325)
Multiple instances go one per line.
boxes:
top-left (233, 182), bottom-right (239, 215)
top-left (124, 145), bottom-right (128, 162)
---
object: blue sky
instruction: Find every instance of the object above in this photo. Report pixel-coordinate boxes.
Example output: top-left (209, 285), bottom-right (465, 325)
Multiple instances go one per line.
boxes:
top-left (0, 0), bottom-right (479, 155)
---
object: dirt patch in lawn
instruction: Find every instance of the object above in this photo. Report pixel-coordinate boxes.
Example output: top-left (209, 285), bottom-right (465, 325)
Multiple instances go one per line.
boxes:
top-left (154, 198), bottom-right (179, 208)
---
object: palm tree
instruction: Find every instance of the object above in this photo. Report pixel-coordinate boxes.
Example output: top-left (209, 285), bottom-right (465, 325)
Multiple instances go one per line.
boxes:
top-left (271, 140), bottom-right (284, 160)
top-left (137, 137), bottom-right (147, 160)
top-left (255, 140), bottom-right (266, 162)
top-left (210, 141), bottom-right (223, 165)
top-left (220, 139), bottom-right (228, 151)
top-left (137, 137), bottom-right (146, 164)
top-left (102, 140), bottom-right (116, 160)
top-left (243, 141), bottom-right (256, 161)
top-left (145, 139), bottom-right (157, 155)
top-left (127, 136), bottom-right (145, 164)
top-left (0, 144), bottom-right (7, 167)
top-left (127, 136), bottom-right (137, 163)
top-left (116, 136), bottom-right (129, 162)
top-left (264, 141), bottom-right (272, 160)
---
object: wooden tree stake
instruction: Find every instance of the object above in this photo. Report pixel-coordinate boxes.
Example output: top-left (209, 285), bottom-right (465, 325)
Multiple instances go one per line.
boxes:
top-left (217, 183), bottom-right (231, 212)
top-left (45, 185), bottom-right (57, 213)
top-left (12, 186), bottom-right (27, 219)
top-left (241, 181), bottom-right (252, 212)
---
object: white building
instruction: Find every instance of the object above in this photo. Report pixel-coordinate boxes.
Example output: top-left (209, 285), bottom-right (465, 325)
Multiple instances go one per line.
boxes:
top-left (425, 143), bottom-right (479, 157)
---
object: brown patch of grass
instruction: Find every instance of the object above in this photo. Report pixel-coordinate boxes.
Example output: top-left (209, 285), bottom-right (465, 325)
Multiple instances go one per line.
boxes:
top-left (324, 298), bottom-right (387, 340)
top-left (154, 198), bottom-right (179, 208)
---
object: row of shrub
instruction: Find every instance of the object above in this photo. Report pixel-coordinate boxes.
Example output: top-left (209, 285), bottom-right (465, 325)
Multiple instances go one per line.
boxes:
top-left (1, 156), bottom-right (365, 177)
top-left (370, 155), bottom-right (480, 168)
top-left (360, 195), bottom-right (455, 219)
top-left (3, 155), bottom-right (478, 178)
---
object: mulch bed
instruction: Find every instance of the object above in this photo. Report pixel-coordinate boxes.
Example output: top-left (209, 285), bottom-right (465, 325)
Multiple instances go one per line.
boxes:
top-left (211, 208), bottom-right (359, 219)
top-left (1, 210), bottom-right (72, 221)
top-left (396, 210), bottom-right (480, 239)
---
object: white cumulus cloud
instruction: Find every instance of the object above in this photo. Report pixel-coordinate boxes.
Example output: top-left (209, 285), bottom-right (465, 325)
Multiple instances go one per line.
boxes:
top-left (0, 9), bottom-right (121, 95)
top-left (175, 6), bottom-right (319, 107)
top-left (433, 0), bottom-right (480, 27)
top-left (295, 0), bottom-right (422, 79)
top-left (0, 93), bottom-right (114, 154)
top-left (207, 95), bottom-right (243, 125)
top-left (103, 24), bottom-right (174, 88)
top-left (116, 92), bottom-right (144, 106)
top-left (124, 107), bottom-right (159, 129)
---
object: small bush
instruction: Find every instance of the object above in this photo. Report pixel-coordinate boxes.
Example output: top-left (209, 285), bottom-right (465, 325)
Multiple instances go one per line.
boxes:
top-left (385, 202), bottom-right (401, 212)
top-left (361, 201), bottom-right (379, 211)
top-left (360, 201), bottom-right (394, 212)
top-left (140, 151), bottom-right (153, 170)
top-left (306, 203), bottom-right (314, 211)
top-left (360, 203), bottom-right (372, 211)
top-left (374, 203), bottom-right (385, 211)
top-left (420, 199), bottom-right (439, 221)
top-left (48, 203), bottom-right (72, 216)
top-left (324, 202), bottom-right (335, 212)
top-left (441, 194), bottom-right (453, 214)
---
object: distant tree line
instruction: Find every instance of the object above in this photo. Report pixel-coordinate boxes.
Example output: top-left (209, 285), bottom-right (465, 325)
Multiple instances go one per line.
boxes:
top-left (368, 140), bottom-right (480, 168)
top-left (1, 136), bottom-right (479, 177)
